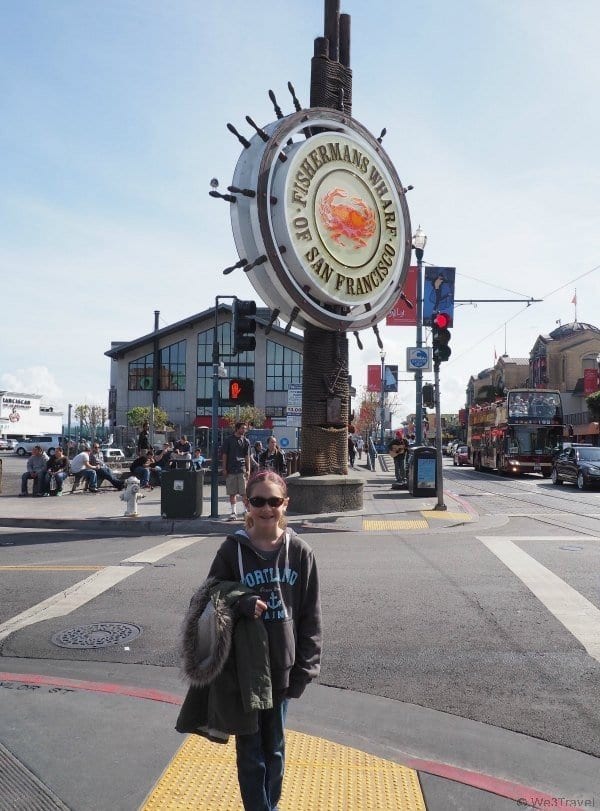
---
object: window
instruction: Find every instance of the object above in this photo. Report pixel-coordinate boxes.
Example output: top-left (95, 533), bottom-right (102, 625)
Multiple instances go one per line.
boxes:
top-left (128, 340), bottom-right (186, 391)
top-left (266, 340), bottom-right (302, 391)
top-left (196, 323), bottom-right (254, 415)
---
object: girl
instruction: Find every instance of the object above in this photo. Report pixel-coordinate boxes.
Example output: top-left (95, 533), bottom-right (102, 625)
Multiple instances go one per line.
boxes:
top-left (207, 471), bottom-right (322, 811)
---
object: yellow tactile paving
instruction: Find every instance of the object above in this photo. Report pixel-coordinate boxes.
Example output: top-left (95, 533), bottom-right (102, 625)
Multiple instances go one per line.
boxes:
top-left (141, 729), bottom-right (426, 810)
top-left (362, 520), bottom-right (429, 531)
top-left (420, 511), bottom-right (472, 521)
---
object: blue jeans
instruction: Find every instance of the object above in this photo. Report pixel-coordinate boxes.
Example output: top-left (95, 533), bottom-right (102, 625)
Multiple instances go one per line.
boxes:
top-left (235, 699), bottom-right (288, 811)
top-left (133, 466), bottom-right (150, 486)
top-left (43, 470), bottom-right (68, 492)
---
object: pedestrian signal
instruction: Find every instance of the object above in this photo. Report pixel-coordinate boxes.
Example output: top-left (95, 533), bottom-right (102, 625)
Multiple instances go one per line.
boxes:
top-left (432, 312), bottom-right (451, 363)
top-left (228, 378), bottom-right (254, 406)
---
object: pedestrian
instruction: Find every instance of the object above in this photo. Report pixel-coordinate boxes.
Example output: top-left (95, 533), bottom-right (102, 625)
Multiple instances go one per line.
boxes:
top-left (250, 441), bottom-right (263, 473)
top-left (137, 421), bottom-right (151, 456)
top-left (222, 422), bottom-right (251, 521)
top-left (388, 432), bottom-right (409, 483)
top-left (177, 471), bottom-right (322, 811)
top-left (129, 449), bottom-right (154, 488)
top-left (89, 443), bottom-right (125, 490)
top-left (347, 434), bottom-right (356, 468)
top-left (192, 448), bottom-right (206, 470)
top-left (259, 436), bottom-right (287, 476)
top-left (355, 434), bottom-right (364, 460)
top-left (70, 448), bottom-right (100, 492)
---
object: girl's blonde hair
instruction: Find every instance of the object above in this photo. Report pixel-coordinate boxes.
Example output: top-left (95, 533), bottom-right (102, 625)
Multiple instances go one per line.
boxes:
top-left (244, 471), bottom-right (288, 531)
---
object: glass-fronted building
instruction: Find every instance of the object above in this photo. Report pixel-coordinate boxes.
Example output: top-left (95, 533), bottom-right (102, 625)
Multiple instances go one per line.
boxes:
top-left (105, 304), bottom-right (304, 448)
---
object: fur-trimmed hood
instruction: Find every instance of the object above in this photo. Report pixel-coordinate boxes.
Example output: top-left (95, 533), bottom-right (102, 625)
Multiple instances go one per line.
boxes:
top-left (180, 577), bottom-right (258, 687)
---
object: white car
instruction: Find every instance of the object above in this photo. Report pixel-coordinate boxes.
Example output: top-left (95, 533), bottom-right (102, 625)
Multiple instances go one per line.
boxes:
top-left (14, 435), bottom-right (63, 456)
top-left (100, 446), bottom-right (125, 461)
top-left (0, 437), bottom-right (17, 451)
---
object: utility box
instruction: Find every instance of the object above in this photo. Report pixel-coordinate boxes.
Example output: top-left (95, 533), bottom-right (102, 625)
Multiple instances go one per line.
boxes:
top-left (161, 469), bottom-right (203, 519)
top-left (407, 446), bottom-right (437, 498)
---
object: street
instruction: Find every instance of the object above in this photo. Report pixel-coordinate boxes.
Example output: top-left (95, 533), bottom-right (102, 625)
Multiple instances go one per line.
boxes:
top-left (1, 456), bottom-right (600, 809)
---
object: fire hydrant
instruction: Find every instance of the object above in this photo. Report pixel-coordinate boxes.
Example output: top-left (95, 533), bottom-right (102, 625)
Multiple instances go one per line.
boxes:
top-left (120, 476), bottom-right (143, 517)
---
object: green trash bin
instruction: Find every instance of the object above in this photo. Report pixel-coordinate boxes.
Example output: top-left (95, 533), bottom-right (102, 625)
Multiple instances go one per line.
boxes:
top-left (407, 446), bottom-right (437, 498)
top-left (161, 469), bottom-right (204, 519)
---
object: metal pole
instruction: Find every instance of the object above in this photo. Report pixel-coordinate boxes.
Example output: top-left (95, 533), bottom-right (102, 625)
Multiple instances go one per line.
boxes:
top-left (67, 404), bottom-right (72, 458)
top-left (379, 353), bottom-right (385, 447)
top-left (210, 298), bottom-right (220, 518)
top-left (415, 250), bottom-right (424, 445)
top-left (433, 361), bottom-right (446, 510)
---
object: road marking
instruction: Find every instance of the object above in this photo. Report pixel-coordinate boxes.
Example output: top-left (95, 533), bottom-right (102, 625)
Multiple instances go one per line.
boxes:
top-left (479, 536), bottom-right (600, 663)
top-left (122, 535), bottom-right (208, 563)
top-left (0, 535), bottom-right (206, 642)
top-left (0, 565), bottom-right (104, 572)
top-left (363, 520), bottom-right (428, 531)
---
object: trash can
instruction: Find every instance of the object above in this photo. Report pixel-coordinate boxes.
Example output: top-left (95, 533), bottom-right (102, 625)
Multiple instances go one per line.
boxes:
top-left (407, 446), bottom-right (437, 497)
top-left (161, 469), bottom-right (203, 519)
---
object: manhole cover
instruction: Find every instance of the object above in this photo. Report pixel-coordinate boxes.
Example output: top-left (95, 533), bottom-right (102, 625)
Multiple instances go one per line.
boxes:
top-left (52, 623), bottom-right (142, 649)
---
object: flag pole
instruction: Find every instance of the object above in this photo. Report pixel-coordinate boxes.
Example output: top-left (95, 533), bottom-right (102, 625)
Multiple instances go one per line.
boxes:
top-left (572, 289), bottom-right (578, 322)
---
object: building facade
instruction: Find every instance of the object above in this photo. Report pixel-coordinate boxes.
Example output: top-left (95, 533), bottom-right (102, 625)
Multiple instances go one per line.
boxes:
top-left (105, 305), bottom-right (304, 448)
top-left (0, 392), bottom-right (63, 438)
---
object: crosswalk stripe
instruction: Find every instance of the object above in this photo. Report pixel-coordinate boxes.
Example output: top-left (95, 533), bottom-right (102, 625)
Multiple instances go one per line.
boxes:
top-left (479, 536), bottom-right (600, 664)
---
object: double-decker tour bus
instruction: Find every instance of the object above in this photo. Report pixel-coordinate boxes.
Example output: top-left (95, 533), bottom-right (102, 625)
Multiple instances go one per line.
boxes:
top-left (467, 389), bottom-right (563, 477)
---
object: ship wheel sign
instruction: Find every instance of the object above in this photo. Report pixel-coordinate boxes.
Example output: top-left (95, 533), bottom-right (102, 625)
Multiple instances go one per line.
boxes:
top-left (228, 107), bottom-right (411, 333)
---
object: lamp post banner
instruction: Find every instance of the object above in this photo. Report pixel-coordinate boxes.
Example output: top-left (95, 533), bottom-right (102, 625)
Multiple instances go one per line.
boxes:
top-left (423, 267), bottom-right (456, 326)
top-left (367, 364), bottom-right (381, 392)
top-left (386, 265), bottom-right (418, 326)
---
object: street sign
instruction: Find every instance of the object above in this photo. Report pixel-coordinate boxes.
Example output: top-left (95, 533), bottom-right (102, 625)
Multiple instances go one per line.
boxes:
top-left (407, 347), bottom-right (432, 372)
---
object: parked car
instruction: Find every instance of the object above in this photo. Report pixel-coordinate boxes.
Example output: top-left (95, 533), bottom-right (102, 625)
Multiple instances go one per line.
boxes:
top-left (100, 446), bottom-right (126, 462)
top-left (551, 444), bottom-right (600, 490)
top-left (453, 445), bottom-right (470, 466)
top-left (14, 435), bottom-right (63, 456)
top-left (0, 437), bottom-right (17, 451)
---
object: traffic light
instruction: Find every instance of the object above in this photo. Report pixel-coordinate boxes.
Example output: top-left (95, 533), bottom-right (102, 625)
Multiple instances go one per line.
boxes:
top-left (228, 378), bottom-right (254, 406)
top-left (232, 299), bottom-right (257, 354)
top-left (432, 312), bottom-right (451, 363)
top-left (422, 383), bottom-right (435, 409)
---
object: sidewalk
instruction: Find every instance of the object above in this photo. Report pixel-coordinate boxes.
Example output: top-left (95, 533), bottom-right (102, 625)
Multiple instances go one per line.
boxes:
top-left (0, 461), bottom-right (479, 535)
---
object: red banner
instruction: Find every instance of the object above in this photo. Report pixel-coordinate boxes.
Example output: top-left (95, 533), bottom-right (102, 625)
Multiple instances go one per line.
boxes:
top-left (386, 265), bottom-right (418, 326)
top-left (367, 365), bottom-right (382, 392)
top-left (584, 368), bottom-right (599, 395)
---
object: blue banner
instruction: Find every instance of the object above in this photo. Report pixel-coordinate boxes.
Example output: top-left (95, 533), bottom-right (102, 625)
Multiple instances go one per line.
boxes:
top-left (423, 267), bottom-right (455, 326)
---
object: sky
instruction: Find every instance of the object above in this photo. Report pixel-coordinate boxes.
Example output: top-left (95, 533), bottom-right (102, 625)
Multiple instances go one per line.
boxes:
top-left (2, 0), bottom-right (600, 426)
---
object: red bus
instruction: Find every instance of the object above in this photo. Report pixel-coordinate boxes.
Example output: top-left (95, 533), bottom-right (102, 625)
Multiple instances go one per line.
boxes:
top-left (467, 389), bottom-right (563, 477)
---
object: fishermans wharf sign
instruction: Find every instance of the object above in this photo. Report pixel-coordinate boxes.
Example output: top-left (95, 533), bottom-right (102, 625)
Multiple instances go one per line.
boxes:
top-left (230, 107), bottom-right (411, 332)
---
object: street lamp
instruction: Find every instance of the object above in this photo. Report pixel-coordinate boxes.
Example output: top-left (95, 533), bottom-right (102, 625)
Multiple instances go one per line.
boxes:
top-left (380, 350), bottom-right (386, 447)
top-left (412, 225), bottom-right (427, 445)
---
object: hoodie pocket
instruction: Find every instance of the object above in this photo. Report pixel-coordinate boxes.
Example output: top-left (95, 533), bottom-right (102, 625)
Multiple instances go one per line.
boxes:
top-left (268, 618), bottom-right (296, 673)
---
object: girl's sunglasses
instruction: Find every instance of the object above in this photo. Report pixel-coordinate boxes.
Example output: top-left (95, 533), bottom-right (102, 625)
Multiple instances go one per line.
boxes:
top-left (248, 496), bottom-right (285, 508)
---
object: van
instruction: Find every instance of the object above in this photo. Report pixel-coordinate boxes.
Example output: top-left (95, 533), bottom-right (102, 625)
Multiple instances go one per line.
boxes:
top-left (14, 435), bottom-right (63, 457)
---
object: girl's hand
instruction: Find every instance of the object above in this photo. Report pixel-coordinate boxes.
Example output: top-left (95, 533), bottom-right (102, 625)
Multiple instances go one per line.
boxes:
top-left (254, 599), bottom-right (268, 618)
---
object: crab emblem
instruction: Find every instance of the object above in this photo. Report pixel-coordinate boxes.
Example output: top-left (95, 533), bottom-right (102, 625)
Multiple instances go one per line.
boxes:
top-left (318, 187), bottom-right (376, 249)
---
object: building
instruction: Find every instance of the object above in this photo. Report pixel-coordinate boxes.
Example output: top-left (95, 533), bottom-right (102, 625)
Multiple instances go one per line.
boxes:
top-left (0, 392), bottom-right (63, 437)
top-left (105, 304), bottom-right (304, 449)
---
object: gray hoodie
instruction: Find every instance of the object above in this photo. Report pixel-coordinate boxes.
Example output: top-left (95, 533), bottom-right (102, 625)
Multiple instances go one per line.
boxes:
top-left (27, 452), bottom-right (49, 476)
top-left (208, 529), bottom-right (322, 698)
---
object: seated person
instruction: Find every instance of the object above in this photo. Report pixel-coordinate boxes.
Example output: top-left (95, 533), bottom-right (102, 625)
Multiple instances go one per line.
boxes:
top-left (192, 448), bottom-right (206, 470)
top-left (43, 447), bottom-right (69, 495)
top-left (152, 442), bottom-right (174, 482)
top-left (20, 445), bottom-right (49, 496)
top-left (130, 450), bottom-right (153, 488)
top-left (89, 443), bottom-right (124, 490)
top-left (70, 449), bottom-right (99, 493)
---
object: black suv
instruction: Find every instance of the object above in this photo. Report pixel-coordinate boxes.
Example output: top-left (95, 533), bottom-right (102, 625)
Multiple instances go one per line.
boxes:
top-left (551, 444), bottom-right (600, 490)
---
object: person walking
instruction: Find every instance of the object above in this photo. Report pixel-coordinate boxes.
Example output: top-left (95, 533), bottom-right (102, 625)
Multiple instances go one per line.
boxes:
top-left (177, 471), bottom-right (322, 811)
top-left (347, 435), bottom-right (356, 469)
top-left (355, 434), bottom-right (364, 460)
top-left (259, 436), bottom-right (287, 476)
top-left (222, 422), bottom-right (251, 521)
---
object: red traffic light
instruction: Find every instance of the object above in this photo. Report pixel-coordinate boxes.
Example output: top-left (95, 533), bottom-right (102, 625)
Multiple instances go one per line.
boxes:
top-left (433, 312), bottom-right (451, 329)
